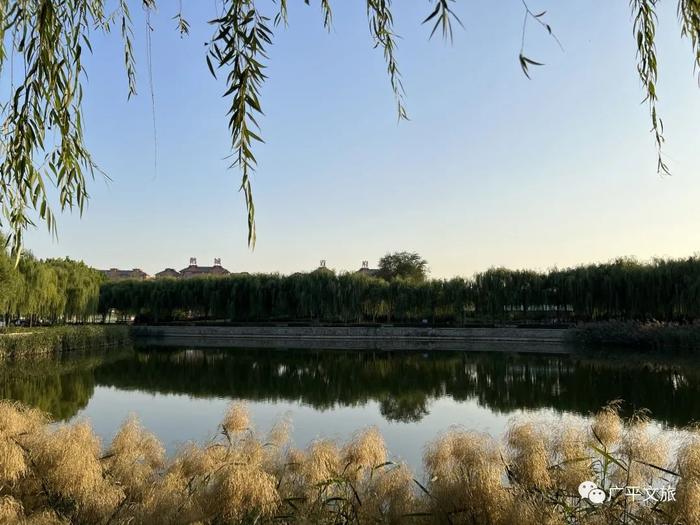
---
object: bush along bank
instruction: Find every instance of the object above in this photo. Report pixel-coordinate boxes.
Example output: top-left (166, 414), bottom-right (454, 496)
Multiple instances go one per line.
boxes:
top-left (572, 321), bottom-right (700, 351)
top-left (0, 325), bottom-right (131, 358)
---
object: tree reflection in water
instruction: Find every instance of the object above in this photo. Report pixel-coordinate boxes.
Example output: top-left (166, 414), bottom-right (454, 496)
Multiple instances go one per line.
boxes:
top-left (1, 346), bottom-right (699, 427)
top-left (0, 350), bottom-right (130, 420)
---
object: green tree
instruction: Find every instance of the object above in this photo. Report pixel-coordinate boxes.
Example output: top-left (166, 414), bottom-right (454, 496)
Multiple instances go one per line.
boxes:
top-left (97, 254), bottom-right (700, 325)
top-left (1, 0), bottom-right (699, 257)
top-left (377, 251), bottom-right (429, 282)
top-left (0, 236), bottom-right (103, 325)
top-left (0, 241), bottom-right (22, 324)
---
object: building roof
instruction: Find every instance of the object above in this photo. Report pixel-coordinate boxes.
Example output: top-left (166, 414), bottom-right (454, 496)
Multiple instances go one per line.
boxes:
top-left (100, 268), bottom-right (150, 281)
top-left (180, 265), bottom-right (230, 276)
top-left (103, 259), bottom-right (234, 281)
top-left (178, 258), bottom-right (230, 278)
top-left (355, 261), bottom-right (379, 277)
top-left (356, 267), bottom-right (380, 277)
top-left (155, 268), bottom-right (181, 278)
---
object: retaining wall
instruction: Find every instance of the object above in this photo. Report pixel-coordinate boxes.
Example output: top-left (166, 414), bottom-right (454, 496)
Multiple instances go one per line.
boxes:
top-left (131, 325), bottom-right (575, 354)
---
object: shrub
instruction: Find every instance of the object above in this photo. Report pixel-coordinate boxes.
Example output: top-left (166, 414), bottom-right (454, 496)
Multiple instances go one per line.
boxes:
top-left (0, 326), bottom-right (130, 358)
top-left (574, 321), bottom-right (700, 351)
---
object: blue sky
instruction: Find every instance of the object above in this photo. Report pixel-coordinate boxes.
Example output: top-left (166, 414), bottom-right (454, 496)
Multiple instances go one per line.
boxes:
top-left (22, 1), bottom-right (700, 278)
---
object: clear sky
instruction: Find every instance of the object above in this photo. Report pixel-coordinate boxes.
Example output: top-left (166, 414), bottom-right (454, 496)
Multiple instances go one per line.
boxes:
top-left (21, 1), bottom-right (700, 278)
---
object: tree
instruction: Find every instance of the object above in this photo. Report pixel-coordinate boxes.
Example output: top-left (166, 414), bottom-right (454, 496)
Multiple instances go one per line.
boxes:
top-left (96, 254), bottom-right (700, 324)
top-left (377, 251), bottom-right (429, 282)
top-left (1, 0), bottom-right (698, 257)
top-left (0, 235), bottom-right (103, 325)
top-left (0, 242), bottom-right (22, 324)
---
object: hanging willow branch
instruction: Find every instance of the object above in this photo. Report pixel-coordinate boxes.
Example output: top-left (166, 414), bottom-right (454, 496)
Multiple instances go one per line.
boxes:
top-left (208, 0), bottom-right (272, 248)
top-left (119, 0), bottom-right (138, 99)
top-left (518, 1), bottom-right (563, 79)
top-left (0, 0), bottom-right (103, 262)
top-left (423, 0), bottom-right (462, 42)
top-left (632, 0), bottom-right (670, 176)
top-left (678, 0), bottom-right (700, 82)
top-left (367, 0), bottom-right (407, 121)
top-left (0, 0), bottom-right (699, 259)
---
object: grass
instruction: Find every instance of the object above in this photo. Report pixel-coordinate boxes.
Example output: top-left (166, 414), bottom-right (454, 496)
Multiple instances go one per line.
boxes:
top-left (0, 325), bottom-right (131, 358)
top-left (0, 401), bottom-right (698, 524)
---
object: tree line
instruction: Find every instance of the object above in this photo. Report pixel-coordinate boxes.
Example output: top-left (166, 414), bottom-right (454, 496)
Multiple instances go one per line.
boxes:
top-left (99, 256), bottom-right (700, 324)
top-left (0, 241), bottom-right (104, 326)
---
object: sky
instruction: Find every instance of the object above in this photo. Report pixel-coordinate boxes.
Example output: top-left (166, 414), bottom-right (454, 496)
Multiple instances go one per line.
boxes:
top-left (19, 0), bottom-right (700, 278)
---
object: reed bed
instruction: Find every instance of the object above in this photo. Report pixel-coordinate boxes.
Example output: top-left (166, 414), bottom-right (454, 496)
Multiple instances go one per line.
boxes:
top-left (0, 401), bottom-right (698, 524)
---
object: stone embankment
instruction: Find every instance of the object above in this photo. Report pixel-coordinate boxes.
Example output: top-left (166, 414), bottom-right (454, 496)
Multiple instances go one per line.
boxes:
top-left (131, 325), bottom-right (574, 354)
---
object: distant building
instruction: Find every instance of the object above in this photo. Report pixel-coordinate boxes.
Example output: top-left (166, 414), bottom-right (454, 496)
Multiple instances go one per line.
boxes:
top-left (312, 259), bottom-right (334, 275)
top-left (355, 260), bottom-right (379, 277)
top-left (100, 268), bottom-right (150, 281)
top-left (179, 257), bottom-right (230, 279)
top-left (155, 268), bottom-right (181, 279)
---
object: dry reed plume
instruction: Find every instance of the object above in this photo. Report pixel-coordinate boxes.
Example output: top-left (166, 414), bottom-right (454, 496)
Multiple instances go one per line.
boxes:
top-left (0, 400), bottom-right (696, 524)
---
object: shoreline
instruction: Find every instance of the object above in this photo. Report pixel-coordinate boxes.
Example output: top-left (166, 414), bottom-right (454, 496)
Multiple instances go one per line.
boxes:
top-left (131, 325), bottom-right (575, 354)
top-left (4, 321), bottom-right (698, 357)
top-left (0, 325), bottom-right (131, 358)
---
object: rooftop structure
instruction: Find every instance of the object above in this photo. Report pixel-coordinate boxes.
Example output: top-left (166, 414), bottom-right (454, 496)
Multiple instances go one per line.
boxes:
top-left (178, 257), bottom-right (231, 279)
top-left (155, 268), bottom-right (181, 279)
top-left (100, 268), bottom-right (150, 281)
top-left (312, 259), bottom-right (334, 275)
top-left (355, 260), bottom-right (379, 277)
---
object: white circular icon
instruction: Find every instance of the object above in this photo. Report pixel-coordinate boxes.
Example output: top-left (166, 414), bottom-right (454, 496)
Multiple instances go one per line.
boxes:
top-left (588, 488), bottom-right (606, 504)
top-left (578, 481), bottom-right (597, 499)
top-left (578, 481), bottom-right (606, 505)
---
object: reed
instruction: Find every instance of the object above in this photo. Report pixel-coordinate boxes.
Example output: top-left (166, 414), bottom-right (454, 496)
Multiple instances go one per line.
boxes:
top-left (0, 400), bottom-right (697, 524)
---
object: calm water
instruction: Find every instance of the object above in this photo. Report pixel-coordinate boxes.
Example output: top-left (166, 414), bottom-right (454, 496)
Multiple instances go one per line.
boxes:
top-left (1, 345), bottom-right (698, 470)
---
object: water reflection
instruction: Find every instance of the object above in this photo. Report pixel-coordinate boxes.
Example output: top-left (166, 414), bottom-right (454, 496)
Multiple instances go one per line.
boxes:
top-left (0, 351), bottom-right (124, 420)
top-left (2, 346), bottom-right (700, 428)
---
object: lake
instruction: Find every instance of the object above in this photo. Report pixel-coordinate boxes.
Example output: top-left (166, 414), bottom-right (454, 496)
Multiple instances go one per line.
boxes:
top-left (1, 344), bottom-right (698, 472)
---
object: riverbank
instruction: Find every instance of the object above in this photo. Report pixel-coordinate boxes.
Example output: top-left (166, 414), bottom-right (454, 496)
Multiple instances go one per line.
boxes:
top-left (0, 325), bottom-right (131, 358)
top-left (131, 324), bottom-right (574, 353)
top-left (131, 322), bottom-right (700, 353)
top-left (3, 322), bottom-right (694, 358)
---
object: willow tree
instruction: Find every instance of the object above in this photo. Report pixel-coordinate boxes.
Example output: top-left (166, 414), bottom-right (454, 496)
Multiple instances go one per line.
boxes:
top-left (1, 0), bottom-right (699, 258)
top-left (0, 239), bottom-right (22, 322)
top-left (0, 248), bottom-right (103, 324)
top-left (98, 255), bottom-right (700, 324)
